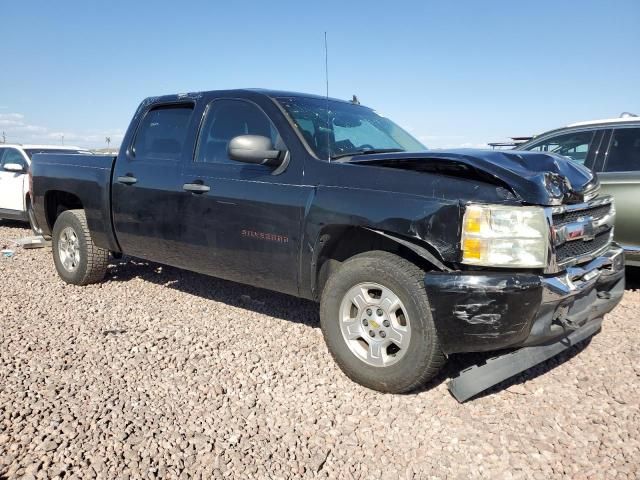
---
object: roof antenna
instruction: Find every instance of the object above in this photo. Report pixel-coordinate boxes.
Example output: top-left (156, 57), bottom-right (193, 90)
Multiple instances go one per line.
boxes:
top-left (324, 31), bottom-right (331, 162)
top-left (351, 95), bottom-right (360, 105)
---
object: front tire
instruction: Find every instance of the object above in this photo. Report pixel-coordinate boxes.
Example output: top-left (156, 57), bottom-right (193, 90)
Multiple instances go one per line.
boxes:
top-left (320, 251), bottom-right (445, 393)
top-left (52, 209), bottom-right (109, 285)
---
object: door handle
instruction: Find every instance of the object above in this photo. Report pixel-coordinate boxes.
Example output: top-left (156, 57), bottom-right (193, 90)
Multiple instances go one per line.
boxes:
top-left (117, 175), bottom-right (138, 185)
top-left (183, 183), bottom-right (210, 193)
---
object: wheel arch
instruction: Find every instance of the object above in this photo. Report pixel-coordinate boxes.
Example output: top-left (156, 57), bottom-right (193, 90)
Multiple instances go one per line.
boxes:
top-left (44, 190), bottom-right (83, 232)
top-left (312, 225), bottom-right (450, 301)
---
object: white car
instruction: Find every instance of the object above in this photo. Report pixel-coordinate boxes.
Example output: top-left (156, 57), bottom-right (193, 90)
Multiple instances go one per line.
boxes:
top-left (0, 144), bottom-right (88, 227)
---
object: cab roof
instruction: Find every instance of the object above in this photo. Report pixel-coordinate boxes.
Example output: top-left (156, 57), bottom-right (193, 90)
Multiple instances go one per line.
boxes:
top-left (567, 116), bottom-right (640, 128)
top-left (149, 88), bottom-right (358, 106)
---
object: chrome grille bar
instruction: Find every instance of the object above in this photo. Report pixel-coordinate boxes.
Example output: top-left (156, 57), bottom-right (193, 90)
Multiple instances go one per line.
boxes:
top-left (545, 195), bottom-right (615, 273)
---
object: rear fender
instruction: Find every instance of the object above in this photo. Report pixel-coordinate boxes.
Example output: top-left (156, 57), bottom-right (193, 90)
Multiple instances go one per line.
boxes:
top-left (31, 153), bottom-right (119, 251)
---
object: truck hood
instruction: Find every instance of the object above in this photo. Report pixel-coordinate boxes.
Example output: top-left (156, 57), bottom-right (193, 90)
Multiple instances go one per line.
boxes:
top-left (346, 149), bottom-right (598, 206)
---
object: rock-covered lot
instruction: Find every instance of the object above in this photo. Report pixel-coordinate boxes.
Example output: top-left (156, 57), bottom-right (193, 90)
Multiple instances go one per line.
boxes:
top-left (1, 221), bottom-right (639, 479)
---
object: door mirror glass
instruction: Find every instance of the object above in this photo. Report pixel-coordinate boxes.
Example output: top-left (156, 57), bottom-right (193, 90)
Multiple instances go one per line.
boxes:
top-left (228, 135), bottom-right (283, 166)
top-left (3, 163), bottom-right (25, 173)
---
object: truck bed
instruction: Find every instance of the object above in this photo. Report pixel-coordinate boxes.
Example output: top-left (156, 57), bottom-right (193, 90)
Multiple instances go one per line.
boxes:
top-left (30, 153), bottom-right (119, 251)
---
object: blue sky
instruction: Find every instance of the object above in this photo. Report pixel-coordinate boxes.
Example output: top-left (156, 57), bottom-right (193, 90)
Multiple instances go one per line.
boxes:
top-left (2, 0), bottom-right (639, 149)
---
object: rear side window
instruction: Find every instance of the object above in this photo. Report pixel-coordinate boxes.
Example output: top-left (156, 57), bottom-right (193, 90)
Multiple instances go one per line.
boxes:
top-left (603, 128), bottom-right (640, 172)
top-left (526, 131), bottom-right (595, 165)
top-left (133, 104), bottom-right (194, 161)
top-left (195, 99), bottom-right (281, 165)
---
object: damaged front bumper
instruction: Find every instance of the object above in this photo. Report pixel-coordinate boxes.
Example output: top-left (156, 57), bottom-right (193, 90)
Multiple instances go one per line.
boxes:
top-left (425, 245), bottom-right (625, 354)
top-left (424, 245), bottom-right (625, 401)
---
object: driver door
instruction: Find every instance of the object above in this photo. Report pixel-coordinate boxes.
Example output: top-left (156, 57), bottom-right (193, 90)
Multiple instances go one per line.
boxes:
top-left (0, 147), bottom-right (28, 214)
top-left (176, 98), bottom-right (310, 296)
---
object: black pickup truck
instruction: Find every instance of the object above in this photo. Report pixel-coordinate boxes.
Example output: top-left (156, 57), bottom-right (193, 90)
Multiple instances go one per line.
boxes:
top-left (30, 89), bottom-right (625, 401)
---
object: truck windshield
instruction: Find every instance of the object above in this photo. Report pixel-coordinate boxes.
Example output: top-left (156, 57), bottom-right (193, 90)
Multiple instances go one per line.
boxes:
top-left (276, 96), bottom-right (426, 160)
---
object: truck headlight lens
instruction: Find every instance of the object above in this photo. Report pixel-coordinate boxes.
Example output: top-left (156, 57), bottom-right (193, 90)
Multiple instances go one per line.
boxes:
top-left (461, 204), bottom-right (549, 268)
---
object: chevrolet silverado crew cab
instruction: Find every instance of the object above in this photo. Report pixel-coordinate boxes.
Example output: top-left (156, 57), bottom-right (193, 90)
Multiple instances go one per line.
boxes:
top-left (30, 89), bottom-right (625, 401)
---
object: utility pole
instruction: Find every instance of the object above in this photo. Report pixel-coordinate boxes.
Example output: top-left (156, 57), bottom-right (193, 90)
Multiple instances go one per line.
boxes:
top-left (1, 131), bottom-right (5, 144)
top-left (61, 134), bottom-right (64, 145)
top-left (106, 136), bottom-right (111, 150)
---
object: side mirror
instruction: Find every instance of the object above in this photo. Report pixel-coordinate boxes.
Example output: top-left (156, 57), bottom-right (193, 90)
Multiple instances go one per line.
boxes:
top-left (228, 135), bottom-right (283, 166)
top-left (3, 163), bottom-right (25, 173)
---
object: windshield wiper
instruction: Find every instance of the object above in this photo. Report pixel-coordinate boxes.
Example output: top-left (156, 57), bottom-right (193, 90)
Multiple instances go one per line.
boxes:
top-left (330, 148), bottom-right (405, 161)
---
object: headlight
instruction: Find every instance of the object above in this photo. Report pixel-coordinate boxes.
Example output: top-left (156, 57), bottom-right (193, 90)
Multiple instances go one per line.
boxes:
top-left (461, 204), bottom-right (549, 268)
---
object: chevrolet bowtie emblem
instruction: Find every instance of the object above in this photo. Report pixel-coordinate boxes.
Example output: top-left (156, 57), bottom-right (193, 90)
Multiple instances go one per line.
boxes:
top-left (564, 219), bottom-right (596, 242)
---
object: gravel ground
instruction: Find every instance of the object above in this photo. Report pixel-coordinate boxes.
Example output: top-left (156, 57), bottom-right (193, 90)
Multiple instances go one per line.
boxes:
top-left (1, 221), bottom-right (639, 480)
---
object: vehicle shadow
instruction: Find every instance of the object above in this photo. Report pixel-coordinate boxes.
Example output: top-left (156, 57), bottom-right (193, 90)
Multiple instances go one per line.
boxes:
top-left (625, 266), bottom-right (640, 290)
top-left (104, 257), bottom-right (606, 401)
top-left (0, 219), bottom-right (30, 230)
top-left (106, 258), bottom-right (321, 329)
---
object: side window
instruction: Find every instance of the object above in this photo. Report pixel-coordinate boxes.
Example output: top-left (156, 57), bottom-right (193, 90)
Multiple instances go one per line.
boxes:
top-left (603, 128), bottom-right (640, 172)
top-left (527, 131), bottom-right (595, 165)
top-left (295, 118), bottom-right (318, 149)
top-left (133, 104), bottom-right (194, 161)
top-left (195, 99), bottom-right (281, 164)
top-left (0, 148), bottom-right (28, 170)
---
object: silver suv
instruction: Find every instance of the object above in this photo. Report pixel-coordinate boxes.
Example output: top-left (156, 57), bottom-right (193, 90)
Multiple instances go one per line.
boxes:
top-left (516, 116), bottom-right (640, 266)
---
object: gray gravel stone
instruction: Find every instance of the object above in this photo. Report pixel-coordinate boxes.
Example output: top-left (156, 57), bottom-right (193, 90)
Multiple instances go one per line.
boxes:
top-left (1, 221), bottom-right (639, 479)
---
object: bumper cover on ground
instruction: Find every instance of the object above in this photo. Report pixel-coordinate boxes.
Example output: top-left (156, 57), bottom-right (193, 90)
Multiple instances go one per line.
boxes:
top-left (448, 317), bottom-right (603, 402)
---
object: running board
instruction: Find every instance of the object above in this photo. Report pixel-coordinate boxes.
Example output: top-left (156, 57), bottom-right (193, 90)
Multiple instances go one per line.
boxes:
top-left (448, 318), bottom-right (603, 402)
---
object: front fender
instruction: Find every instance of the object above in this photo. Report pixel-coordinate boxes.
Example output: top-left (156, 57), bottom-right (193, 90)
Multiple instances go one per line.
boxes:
top-left (299, 186), bottom-right (461, 298)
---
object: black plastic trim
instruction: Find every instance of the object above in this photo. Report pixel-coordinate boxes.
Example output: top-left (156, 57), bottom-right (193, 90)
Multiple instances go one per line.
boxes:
top-left (449, 317), bottom-right (603, 402)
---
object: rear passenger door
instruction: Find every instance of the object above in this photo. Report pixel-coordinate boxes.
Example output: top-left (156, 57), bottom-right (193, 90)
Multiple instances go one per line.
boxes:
top-left (176, 98), bottom-right (311, 296)
top-left (112, 102), bottom-right (197, 262)
top-left (596, 127), bottom-right (640, 251)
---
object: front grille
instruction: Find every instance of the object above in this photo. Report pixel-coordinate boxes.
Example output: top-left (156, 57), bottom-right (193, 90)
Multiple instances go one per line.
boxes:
top-left (552, 203), bottom-right (611, 226)
top-left (555, 231), bottom-right (611, 263)
top-left (551, 197), bottom-right (614, 267)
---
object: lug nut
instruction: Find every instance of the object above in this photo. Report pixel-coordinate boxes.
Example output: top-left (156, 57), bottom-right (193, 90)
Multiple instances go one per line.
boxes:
top-left (369, 330), bottom-right (375, 337)
top-left (362, 319), bottom-right (368, 326)
top-left (366, 308), bottom-right (372, 316)
top-left (379, 331), bottom-right (386, 338)
top-left (377, 308), bottom-right (383, 316)
top-left (383, 320), bottom-right (390, 327)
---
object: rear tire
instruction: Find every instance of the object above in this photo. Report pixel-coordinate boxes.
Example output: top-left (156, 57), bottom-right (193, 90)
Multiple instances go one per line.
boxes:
top-left (320, 251), bottom-right (445, 393)
top-left (52, 209), bottom-right (109, 285)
